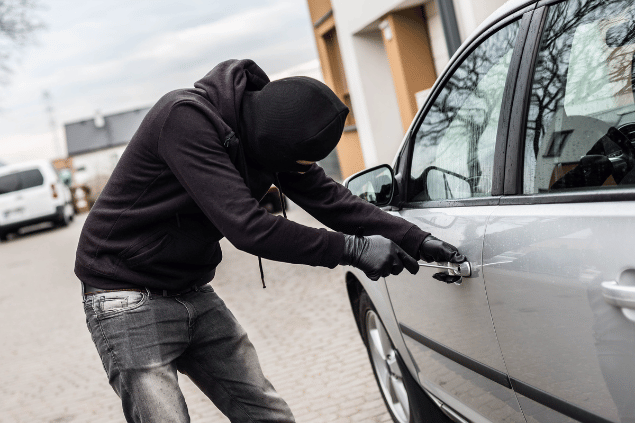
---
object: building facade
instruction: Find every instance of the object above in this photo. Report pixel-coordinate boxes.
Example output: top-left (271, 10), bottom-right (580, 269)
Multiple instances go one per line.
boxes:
top-left (306, 0), bottom-right (509, 177)
top-left (64, 107), bottom-right (150, 205)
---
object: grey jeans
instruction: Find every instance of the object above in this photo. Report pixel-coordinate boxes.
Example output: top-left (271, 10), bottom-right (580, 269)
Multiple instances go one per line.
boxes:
top-left (83, 284), bottom-right (294, 423)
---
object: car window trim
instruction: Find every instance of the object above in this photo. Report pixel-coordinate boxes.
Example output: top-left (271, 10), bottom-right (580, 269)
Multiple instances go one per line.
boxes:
top-left (402, 7), bottom-right (536, 207)
top-left (399, 196), bottom-right (501, 209)
top-left (504, 6), bottom-right (548, 195)
top-left (492, 11), bottom-right (535, 196)
top-left (537, 0), bottom-right (569, 7)
top-left (500, 188), bottom-right (635, 205)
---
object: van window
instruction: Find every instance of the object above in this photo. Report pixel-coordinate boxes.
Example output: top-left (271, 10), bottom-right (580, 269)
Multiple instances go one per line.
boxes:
top-left (20, 169), bottom-right (44, 189)
top-left (0, 172), bottom-right (21, 194)
top-left (0, 169), bottom-right (45, 195)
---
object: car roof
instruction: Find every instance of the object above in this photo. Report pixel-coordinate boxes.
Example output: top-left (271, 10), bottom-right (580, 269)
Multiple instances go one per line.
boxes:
top-left (0, 159), bottom-right (54, 176)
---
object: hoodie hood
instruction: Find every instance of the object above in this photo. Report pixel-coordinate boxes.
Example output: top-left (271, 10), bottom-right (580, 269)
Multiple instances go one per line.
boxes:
top-left (193, 59), bottom-right (270, 134)
top-left (240, 76), bottom-right (349, 173)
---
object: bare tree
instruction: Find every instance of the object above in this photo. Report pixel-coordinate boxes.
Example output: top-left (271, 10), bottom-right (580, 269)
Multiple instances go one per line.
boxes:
top-left (0, 0), bottom-right (44, 85)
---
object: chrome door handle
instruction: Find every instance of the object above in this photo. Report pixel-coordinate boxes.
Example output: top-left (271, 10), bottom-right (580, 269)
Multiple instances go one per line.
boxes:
top-left (418, 261), bottom-right (472, 277)
top-left (601, 281), bottom-right (635, 310)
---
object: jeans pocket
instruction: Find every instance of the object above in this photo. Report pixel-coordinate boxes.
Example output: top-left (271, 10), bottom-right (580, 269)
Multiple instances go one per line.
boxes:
top-left (92, 291), bottom-right (147, 319)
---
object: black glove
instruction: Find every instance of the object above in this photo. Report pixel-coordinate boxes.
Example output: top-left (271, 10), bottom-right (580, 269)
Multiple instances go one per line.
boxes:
top-left (340, 235), bottom-right (419, 281)
top-left (419, 235), bottom-right (465, 263)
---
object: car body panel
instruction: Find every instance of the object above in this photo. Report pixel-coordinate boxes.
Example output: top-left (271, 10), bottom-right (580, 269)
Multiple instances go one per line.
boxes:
top-left (0, 189), bottom-right (27, 225)
top-left (21, 173), bottom-right (53, 220)
top-left (387, 206), bottom-right (526, 423)
top-left (484, 201), bottom-right (635, 423)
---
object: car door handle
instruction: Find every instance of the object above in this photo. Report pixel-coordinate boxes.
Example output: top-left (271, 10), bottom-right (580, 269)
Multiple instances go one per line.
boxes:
top-left (601, 281), bottom-right (635, 310)
top-left (418, 261), bottom-right (472, 277)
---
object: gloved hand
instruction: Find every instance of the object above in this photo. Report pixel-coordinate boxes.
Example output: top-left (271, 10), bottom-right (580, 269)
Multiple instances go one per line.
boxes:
top-left (340, 235), bottom-right (419, 281)
top-left (419, 235), bottom-right (465, 263)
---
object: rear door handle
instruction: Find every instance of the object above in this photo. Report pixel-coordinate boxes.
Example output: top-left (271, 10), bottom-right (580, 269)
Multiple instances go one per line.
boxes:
top-left (601, 281), bottom-right (635, 310)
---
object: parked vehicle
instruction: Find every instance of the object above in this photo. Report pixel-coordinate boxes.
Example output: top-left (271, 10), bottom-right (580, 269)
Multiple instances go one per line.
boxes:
top-left (344, 1), bottom-right (635, 422)
top-left (0, 160), bottom-right (75, 241)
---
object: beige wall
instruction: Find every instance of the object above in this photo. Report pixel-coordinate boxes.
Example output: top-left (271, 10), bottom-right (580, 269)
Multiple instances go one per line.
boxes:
top-left (381, 6), bottom-right (437, 132)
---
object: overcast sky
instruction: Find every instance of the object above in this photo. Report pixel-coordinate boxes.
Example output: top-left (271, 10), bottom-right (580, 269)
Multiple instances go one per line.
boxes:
top-left (0, 0), bottom-right (319, 164)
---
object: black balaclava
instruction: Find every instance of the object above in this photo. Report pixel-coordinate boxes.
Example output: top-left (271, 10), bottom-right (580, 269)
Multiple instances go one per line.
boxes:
top-left (239, 76), bottom-right (349, 173)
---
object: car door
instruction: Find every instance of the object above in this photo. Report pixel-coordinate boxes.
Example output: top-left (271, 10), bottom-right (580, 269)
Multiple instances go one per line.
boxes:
top-left (484, 1), bottom-right (635, 422)
top-left (0, 171), bottom-right (27, 225)
top-left (385, 10), bottom-right (531, 423)
top-left (18, 168), bottom-right (49, 219)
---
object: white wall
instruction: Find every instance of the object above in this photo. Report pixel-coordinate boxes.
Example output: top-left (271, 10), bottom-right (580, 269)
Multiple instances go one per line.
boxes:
top-left (72, 145), bottom-right (127, 187)
top-left (352, 32), bottom-right (405, 166)
top-left (453, 0), bottom-right (510, 42)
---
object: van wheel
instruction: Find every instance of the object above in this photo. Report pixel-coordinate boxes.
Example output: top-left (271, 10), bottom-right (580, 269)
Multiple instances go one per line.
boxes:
top-left (57, 204), bottom-right (74, 227)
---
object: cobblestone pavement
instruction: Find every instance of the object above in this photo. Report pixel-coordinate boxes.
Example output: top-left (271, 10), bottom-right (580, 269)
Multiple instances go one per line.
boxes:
top-left (0, 207), bottom-right (392, 423)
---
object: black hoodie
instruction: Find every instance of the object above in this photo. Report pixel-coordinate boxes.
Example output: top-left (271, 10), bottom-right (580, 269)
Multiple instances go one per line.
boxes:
top-left (75, 59), bottom-right (429, 291)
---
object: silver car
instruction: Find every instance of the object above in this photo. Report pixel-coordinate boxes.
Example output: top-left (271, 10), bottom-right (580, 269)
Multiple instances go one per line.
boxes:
top-left (344, 0), bottom-right (635, 422)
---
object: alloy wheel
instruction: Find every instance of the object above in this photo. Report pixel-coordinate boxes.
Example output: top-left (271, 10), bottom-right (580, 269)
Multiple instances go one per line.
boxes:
top-left (366, 309), bottom-right (410, 423)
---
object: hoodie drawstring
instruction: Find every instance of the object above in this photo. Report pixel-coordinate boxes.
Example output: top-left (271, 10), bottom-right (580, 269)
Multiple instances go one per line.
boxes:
top-left (275, 173), bottom-right (287, 219)
top-left (227, 131), bottom-right (289, 289)
top-left (256, 174), bottom-right (287, 289)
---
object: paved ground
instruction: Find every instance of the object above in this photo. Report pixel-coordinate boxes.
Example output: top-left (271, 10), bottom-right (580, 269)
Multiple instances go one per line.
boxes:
top-left (0, 207), bottom-right (392, 423)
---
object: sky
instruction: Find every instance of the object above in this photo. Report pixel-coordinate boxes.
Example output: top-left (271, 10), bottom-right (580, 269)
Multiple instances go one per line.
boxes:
top-left (0, 0), bottom-right (319, 164)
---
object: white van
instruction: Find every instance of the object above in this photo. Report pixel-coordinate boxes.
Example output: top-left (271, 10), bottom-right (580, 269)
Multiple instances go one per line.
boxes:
top-left (0, 160), bottom-right (75, 241)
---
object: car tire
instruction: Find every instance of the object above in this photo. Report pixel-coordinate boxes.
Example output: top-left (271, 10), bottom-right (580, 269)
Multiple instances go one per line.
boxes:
top-left (57, 204), bottom-right (74, 227)
top-left (359, 291), bottom-right (450, 423)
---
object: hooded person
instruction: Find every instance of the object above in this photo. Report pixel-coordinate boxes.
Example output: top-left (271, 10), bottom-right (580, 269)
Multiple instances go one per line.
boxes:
top-left (75, 59), bottom-right (465, 423)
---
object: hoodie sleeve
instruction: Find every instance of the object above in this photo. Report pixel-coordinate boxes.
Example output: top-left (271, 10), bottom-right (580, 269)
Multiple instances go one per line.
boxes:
top-left (157, 103), bottom-right (345, 268)
top-left (277, 165), bottom-right (430, 260)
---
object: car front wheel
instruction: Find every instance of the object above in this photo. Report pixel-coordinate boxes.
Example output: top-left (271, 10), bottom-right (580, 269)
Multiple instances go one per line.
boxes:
top-left (359, 291), bottom-right (450, 423)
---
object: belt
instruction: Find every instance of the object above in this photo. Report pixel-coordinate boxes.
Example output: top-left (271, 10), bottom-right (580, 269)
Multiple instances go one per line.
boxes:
top-left (83, 283), bottom-right (204, 297)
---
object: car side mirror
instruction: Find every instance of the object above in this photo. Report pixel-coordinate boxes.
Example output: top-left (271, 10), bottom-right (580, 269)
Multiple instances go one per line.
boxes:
top-left (344, 164), bottom-right (395, 207)
top-left (423, 166), bottom-right (472, 200)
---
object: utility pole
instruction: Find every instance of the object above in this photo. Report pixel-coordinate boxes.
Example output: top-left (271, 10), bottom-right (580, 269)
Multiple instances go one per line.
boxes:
top-left (42, 90), bottom-right (64, 158)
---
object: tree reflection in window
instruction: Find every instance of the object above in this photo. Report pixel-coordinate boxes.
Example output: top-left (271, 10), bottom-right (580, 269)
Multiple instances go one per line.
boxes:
top-left (524, 0), bottom-right (635, 194)
top-left (409, 20), bottom-right (520, 201)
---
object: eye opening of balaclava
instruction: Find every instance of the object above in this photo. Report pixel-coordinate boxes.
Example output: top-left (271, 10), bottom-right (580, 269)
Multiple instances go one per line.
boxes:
top-left (239, 76), bottom-right (349, 173)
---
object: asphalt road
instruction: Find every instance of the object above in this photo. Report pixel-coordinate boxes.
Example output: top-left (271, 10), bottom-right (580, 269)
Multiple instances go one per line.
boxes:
top-left (0, 207), bottom-right (392, 423)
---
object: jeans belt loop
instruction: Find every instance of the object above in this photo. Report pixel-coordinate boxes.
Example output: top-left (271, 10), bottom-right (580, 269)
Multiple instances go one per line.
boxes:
top-left (145, 287), bottom-right (153, 300)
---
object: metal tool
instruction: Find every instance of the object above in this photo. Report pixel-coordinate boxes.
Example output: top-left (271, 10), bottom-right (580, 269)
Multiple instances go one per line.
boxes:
top-left (418, 261), bottom-right (472, 277)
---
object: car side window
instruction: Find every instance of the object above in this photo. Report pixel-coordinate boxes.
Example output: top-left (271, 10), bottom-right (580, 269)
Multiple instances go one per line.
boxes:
top-left (523, 0), bottom-right (635, 194)
top-left (408, 20), bottom-right (521, 202)
top-left (20, 169), bottom-right (44, 189)
top-left (0, 173), bottom-right (21, 195)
